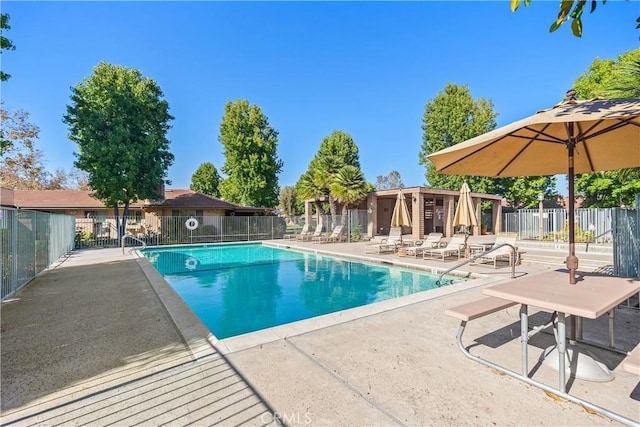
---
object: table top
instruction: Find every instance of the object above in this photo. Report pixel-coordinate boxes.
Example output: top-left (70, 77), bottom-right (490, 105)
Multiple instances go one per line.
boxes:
top-left (483, 269), bottom-right (640, 319)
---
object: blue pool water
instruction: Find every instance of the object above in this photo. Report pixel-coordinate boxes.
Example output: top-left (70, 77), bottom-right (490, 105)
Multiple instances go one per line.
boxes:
top-left (142, 243), bottom-right (463, 339)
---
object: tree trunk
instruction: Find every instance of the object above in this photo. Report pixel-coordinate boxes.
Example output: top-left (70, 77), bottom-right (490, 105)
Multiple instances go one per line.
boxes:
top-left (113, 206), bottom-right (121, 240)
top-left (315, 202), bottom-right (325, 229)
top-left (328, 194), bottom-right (338, 227)
top-left (341, 203), bottom-right (348, 219)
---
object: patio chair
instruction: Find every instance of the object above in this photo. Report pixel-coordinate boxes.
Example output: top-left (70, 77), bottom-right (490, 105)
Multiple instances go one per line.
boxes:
top-left (364, 227), bottom-right (404, 254)
top-left (404, 233), bottom-right (443, 257)
top-left (298, 224), bottom-right (322, 242)
top-left (422, 233), bottom-right (467, 261)
top-left (317, 224), bottom-right (345, 243)
top-left (309, 223), bottom-right (328, 242)
top-left (286, 223), bottom-right (310, 240)
top-left (476, 232), bottom-right (520, 268)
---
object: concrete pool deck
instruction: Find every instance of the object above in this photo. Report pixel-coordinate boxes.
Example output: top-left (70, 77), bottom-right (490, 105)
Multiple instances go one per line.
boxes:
top-left (1, 241), bottom-right (638, 426)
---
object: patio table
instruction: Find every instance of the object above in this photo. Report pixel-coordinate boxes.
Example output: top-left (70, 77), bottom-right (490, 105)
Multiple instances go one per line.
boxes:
top-left (482, 269), bottom-right (640, 393)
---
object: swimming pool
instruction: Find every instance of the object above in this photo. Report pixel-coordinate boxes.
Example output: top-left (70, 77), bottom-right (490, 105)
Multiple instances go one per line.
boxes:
top-left (142, 243), bottom-right (463, 339)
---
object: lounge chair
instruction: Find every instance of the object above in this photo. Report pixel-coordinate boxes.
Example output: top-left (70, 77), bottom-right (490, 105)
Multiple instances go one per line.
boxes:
top-left (316, 224), bottom-right (345, 243)
top-left (476, 232), bottom-right (519, 268)
top-left (422, 233), bottom-right (467, 261)
top-left (309, 223), bottom-right (328, 242)
top-left (365, 227), bottom-right (404, 254)
top-left (286, 223), bottom-right (310, 240)
top-left (404, 233), bottom-right (443, 257)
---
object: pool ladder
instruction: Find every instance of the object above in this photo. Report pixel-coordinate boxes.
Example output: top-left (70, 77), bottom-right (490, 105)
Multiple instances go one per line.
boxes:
top-left (436, 243), bottom-right (518, 286)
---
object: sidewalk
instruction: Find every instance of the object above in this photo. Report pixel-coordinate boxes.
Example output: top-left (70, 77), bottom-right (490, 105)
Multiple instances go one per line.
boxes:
top-left (1, 245), bottom-right (638, 426)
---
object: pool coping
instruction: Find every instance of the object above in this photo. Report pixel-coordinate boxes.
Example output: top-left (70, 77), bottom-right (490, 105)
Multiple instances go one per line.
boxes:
top-left (135, 242), bottom-right (514, 355)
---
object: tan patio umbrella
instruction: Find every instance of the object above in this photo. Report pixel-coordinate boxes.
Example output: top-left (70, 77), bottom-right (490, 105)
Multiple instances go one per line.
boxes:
top-left (390, 190), bottom-right (412, 245)
top-left (453, 181), bottom-right (478, 233)
top-left (453, 181), bottom-right (479, 257)
top-left (428, 95), bottom-right (640, 284)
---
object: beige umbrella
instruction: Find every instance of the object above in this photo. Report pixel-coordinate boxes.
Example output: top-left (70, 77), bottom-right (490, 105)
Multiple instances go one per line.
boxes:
top-left (390, 190), bottom-right (412, 245)
top-left (453, 181), bottom-right (478, 233)
top-left (453, 181), bottom-right (479, 257)
top-left (428, 96), bottom-right (640, 284)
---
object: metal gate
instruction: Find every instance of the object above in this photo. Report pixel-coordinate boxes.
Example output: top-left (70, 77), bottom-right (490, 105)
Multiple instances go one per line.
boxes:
top-left (613, 205), bottom-right (639, 278)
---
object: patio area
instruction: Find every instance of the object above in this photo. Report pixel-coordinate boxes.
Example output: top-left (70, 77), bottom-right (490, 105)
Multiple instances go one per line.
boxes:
top-left (1, 241), bottom-right (638, 426)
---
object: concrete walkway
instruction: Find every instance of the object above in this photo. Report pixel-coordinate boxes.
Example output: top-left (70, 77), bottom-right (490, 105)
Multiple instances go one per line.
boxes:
top-left (1, 242), bottom-right (638, 426)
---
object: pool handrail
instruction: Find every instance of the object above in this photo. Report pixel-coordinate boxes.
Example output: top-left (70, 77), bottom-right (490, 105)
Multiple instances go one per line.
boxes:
top-left (436, 243), bottom-right (517, 286)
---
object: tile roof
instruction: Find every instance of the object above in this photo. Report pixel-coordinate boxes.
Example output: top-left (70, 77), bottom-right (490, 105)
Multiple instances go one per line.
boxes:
top-left (151, 189), bottom-right (241, 209)
top-left (12, 190), bottom-right (146, 209)
top-left (9, 188), bottom-right (271, 213)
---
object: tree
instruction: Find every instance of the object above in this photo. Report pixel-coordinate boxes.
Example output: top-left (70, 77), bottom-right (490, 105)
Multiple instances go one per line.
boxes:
top-left (296, 170), bottom-right (327, 221)
top-left (601, 49), bottom-right (640, 98)
top-left (64, 62), bottom-right (174, 238)
top-left (573, 48), bottom-right (640, 207)
top-left (419, 83), bottom-right (498, 193)
top-left (278, 186), bottom-right (299, 219)
top-left (0, 105), bottom-right (48, 189)
top-left (1, 14), bottom-right (15, 81)
top-left (511, 0), bottom-right (640, 38)
top-left (331, 165), bottom-right (367, 216)
top-left (497, 176), bottom-right (558, 209)
top-left (420, 83), bottom-right (555, 207)
top-left (190, 162), bottom-right (221, 197)
top-left (375, 170), bottom-right (404, 190)
top-left (305, 130), bottom-right (363, 224)
top-left (573, 49), bottom-right (640, 99)
top-left (218, 99), bottom-right (282, 208)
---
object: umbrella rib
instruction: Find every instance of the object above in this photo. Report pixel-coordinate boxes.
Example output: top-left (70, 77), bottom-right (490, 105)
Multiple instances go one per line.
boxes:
top-left (495, 123), bottom-right (557, 176)
top-left (436, 124), bottom-right (561, 173)
top-left (574, 121), bottom-right (595, 172)
top-left (580, 117), bottom-right (639, 140)
top-left (575, 118), bottom-right (637, 172)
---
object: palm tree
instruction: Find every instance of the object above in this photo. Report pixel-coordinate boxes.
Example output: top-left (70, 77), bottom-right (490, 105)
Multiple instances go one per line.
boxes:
top-left (296, 171), bottom-right (327, 224)
top-left (604, 56), bottom-right (640, 98)
top-left (331, 165), bottom-right (367, 218)
top-left (312, 154), bottom-right (343, 226)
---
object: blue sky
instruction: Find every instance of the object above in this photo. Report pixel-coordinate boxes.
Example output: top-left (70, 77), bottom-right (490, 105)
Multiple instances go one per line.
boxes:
top-left (2, 1), bottom-right (639, 196)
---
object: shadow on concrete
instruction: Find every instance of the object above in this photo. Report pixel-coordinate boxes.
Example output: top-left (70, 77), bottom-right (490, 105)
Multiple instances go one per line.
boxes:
top-left (1, 254), bottom-right (282, 426)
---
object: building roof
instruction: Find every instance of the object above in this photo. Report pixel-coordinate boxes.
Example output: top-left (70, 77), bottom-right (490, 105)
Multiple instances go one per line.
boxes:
top-left (12, 190), bottom-right (145, 209)
top-left (149, 189), bottom-right (239, 209)
top-left (6, 188), bottom-right (272, 214)
top-left (371, 186), bottom-right (503, 201)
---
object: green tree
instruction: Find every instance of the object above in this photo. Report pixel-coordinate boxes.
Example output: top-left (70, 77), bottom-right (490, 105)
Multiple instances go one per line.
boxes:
top-left (375, 170), bottom-right (404, 190)
top-left (497, 176), bottom-right (558, 209)
top-left (218, 99), bottom-right (282, 208)
top-left (572, 48), bottom-right (640, 207)
top-left (331, 165), bottom-right (367, 216)
top-left (306, 130), bottom-right (362, 223)
top-left (296, 170), bottom-right (327, 220)
top-left (511, 0), bottom-right (640, 38)
top-left (64, 62), bottom-right (174, 238)
top-left (576, 170), bottom-right (640, 207)
top-left (1, 14), bottom-right (15, 81)
top-left (601, 49), bottom-right (640, 98)
top-left (419, 83), bottom-right (498, 193)
top-left (420, 83), bottom-right (555, 207)
top-left (278, 185), bottom-right (299, 219)
top-left (190, 161), bottom-right (221, 197)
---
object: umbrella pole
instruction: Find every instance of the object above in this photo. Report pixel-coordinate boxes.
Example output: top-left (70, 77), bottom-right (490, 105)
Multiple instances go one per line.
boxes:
top-left (565, 126), bottom-right (578, 285)
top-left (566, 125), bottom-right (579, 343)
